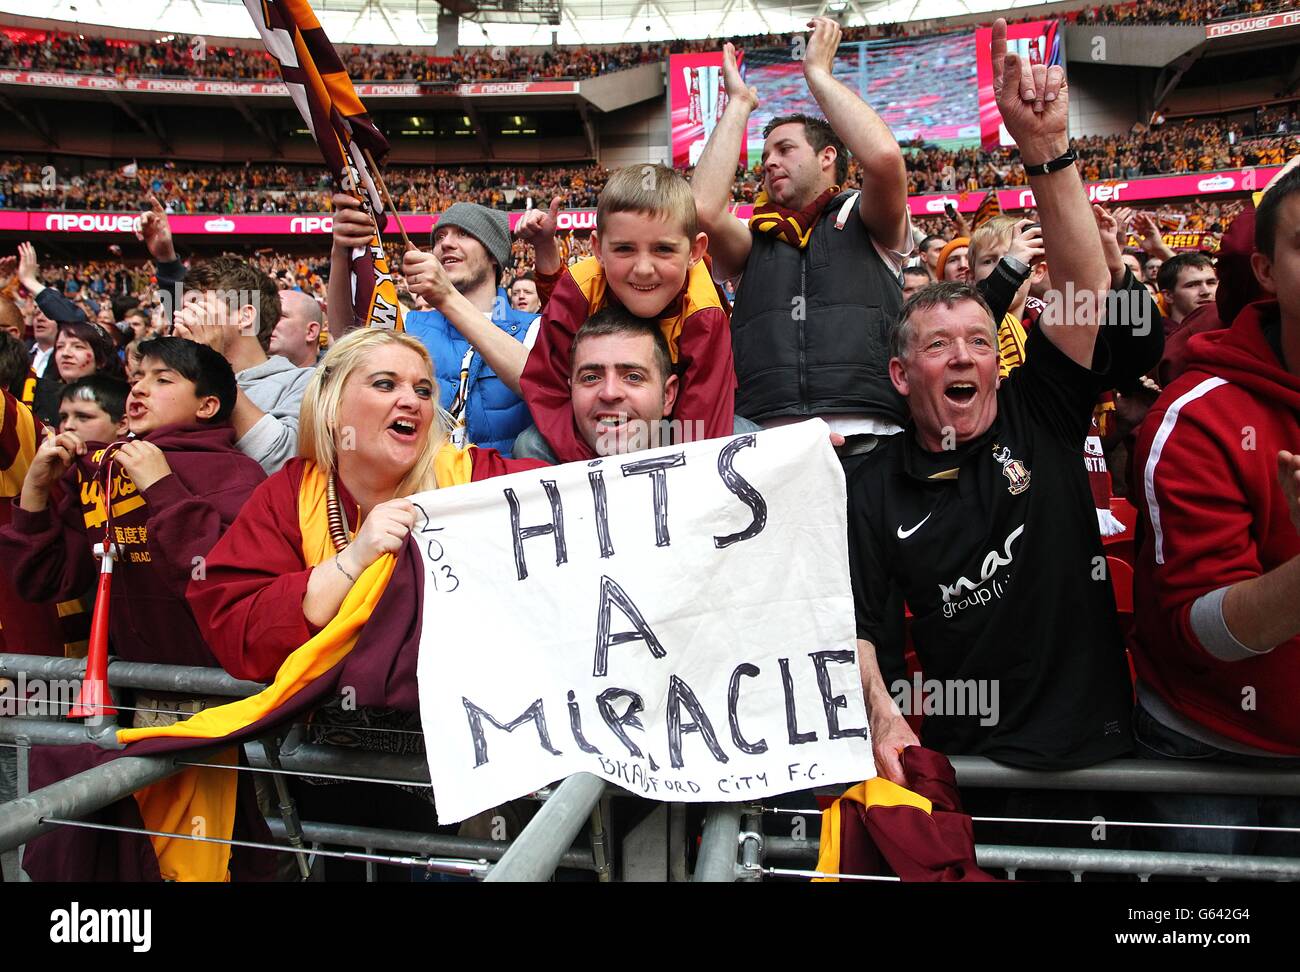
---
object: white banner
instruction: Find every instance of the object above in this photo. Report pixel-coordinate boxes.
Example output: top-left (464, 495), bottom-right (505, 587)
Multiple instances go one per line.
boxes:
top-left (412, 420), bottom-right (874, 824)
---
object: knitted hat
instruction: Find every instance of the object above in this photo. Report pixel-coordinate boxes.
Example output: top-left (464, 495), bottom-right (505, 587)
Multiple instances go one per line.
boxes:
top-left (432, 203), bottom-right (511, 271)
top-left (936, 236), bottom-right (970, 279)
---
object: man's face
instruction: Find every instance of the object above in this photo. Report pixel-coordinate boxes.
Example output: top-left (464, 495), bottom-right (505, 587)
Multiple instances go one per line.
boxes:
top-left (58, 398), bottom-right (123, 444)
top-left (509, 278), bottom-right (540, 313)
top-left (1166, 263), bottom-right (1218, 320)
top-left (1143, 258), bottom-right (1162, 283)
top-left (941, 246), bottom-right (970, 282)
top-left (922, 238), bottom-right (946, 273)
top-left (591, 212), bottom-right (706, 319)
top-left (1121, 253), bottom-right (1143, 278)
top-left (126, 358), bottom-right (217, 435)
top-left (570, 331), bottom-right (679, 456)
top-left (889, 300), bottom-right (1000, 452)
top-left (97, 306), bottom-right (115, 327)
top-left (174, 289), bottom-right (255, 355)
top-left (32, 309), bottom-right (56, 343)
top-left (1252, 193), bottom-right (1300, 326)
top-left (269, 291), bottom-right (321, 368)
top-left (901, 272), bottom-right (929, 301)
top-left (761, 122), bottom-right (834, 210)
top-left (433, 225), bottom-right (494, 295)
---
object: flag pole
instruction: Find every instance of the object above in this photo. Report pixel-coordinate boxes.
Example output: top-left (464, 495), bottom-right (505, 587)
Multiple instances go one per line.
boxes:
top-left (362, 148), bottom-right (415, 252)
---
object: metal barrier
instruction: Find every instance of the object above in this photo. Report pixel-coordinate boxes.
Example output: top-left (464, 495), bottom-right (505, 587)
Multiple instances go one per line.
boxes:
top-left (4, 653), bottom-right (1300, 882)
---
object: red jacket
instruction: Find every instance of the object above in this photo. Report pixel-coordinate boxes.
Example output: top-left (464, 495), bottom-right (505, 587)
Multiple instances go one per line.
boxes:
top-left (0, 423), bottom-right (266, 668)
top-left (1132, 299), bottom-right (1300, 753)
top-left (521, 256), bottom-right (736, 463)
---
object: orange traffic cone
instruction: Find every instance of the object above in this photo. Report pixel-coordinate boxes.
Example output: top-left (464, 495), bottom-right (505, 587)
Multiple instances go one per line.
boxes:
top-left (68, 542), bottom-right (117, 720)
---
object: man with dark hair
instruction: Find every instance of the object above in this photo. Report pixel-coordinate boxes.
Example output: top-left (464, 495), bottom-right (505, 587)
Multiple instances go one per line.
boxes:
top-left (691, 17), bottom-right (911, 473)
top-left (171, 255), bottom-right (312, 474)
top-left (900, 266), bottom-right (931, 301)
top-left (1157, 251), bottom-right (1218, 333)
top-left (509, 271), bottom-right (542, 313)
top-left (918, 234), bottom-right (947, 280)
top-left (848, 24), bottom-right (1152, 853)
top-left (0, 336), bottom-right (265, 724)
top-left (1129, 161), bottom-right (1300, 856)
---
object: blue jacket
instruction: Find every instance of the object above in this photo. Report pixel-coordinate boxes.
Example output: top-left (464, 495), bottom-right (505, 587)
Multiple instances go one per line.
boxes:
top-left (403, 290), bottom-right (536, 456)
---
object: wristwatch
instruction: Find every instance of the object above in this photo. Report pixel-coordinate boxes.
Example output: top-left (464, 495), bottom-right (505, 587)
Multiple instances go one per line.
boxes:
top-left (1023, 148), bottom-right (1078, 177)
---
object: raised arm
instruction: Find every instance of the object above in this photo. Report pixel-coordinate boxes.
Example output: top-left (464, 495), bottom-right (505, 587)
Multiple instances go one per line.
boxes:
top-left (802, 17), bottom-right (909, 253)
top-left (689, 42), bottom-right (756, 282)
top-left (991, 18), bottom-right (1108, 368)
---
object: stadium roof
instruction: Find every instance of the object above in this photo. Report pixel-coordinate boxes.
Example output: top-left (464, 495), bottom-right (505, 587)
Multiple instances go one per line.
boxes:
top-left (0, 0), bottom-right (1082, 47)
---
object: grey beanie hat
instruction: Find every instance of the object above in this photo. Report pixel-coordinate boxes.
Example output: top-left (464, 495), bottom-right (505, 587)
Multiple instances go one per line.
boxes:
top-left (433, 203), bottom-right (512, 272)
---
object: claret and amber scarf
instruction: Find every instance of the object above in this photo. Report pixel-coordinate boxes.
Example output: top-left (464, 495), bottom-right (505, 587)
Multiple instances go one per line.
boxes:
top-left (748, 184), bottom-right (840, 249)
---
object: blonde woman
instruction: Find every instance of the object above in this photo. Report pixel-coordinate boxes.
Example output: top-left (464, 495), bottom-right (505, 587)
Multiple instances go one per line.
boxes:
top-left (188, 327), bottom-right (541, 683)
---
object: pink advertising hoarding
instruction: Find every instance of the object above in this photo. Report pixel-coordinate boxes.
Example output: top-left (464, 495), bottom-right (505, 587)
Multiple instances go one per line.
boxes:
top-left (8, 167), bottom-right (1276, 237)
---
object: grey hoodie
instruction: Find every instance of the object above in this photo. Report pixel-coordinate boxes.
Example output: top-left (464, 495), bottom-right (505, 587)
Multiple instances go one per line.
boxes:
top-left (236, 354), bottom-right (314, 474)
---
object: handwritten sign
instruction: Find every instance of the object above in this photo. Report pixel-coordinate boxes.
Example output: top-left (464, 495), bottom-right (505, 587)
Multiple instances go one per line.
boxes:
top-left (412, 420), bottom-right (874, 824)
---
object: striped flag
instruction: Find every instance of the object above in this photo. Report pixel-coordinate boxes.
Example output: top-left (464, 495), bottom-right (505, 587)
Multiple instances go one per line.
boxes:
top-left (972, 188), bottom-right (1002, 230)
top-left (243, 0), bottom-right (403, 331)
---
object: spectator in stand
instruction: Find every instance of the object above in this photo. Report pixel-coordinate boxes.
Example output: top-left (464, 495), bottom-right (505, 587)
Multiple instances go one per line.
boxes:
top-left (901, 266), bottom-right (931, 300)
top-left (183, 327), bottom-right (544, 879)
top-left (692, 20), bottom-right (910, 474)
top-left (153, 233), bottom-right (314, 475)
top-left (918, 234), bottom-right (947, 280)
top-left (850, 21), bottom-right (1150, 856)
top-left (55, 374), bottom-right (128, 443)
top-left (1158, 252), bottom-right (1219, 335)
top-left (1130, 163), bottom-right (1300, 856)
top-left (331, 196), bottom-right (538, 457)
top-left (509, 271), bottom-right (542, 313)
top-left (31, 321), bottom-right (122, 427)
top-left (0, 337), bottom-right (266, 724)
top-left (937, 237), bottom-right (971, 282)
top-left (515, 165), bottom-right (738, 464)
top-left (270, 289), bottom-right (325, 369)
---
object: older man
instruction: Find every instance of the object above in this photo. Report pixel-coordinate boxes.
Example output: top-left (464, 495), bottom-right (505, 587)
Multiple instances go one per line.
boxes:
top-left (849, 23), bottom-right (1146, 813)
top-left (269, 289), bottom-right (324, 368)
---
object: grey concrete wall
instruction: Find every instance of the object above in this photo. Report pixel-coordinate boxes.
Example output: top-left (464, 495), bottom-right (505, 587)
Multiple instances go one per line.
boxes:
top-left (579, 63), bottom-right (663, 114)
top-left (1066, 62), bottom-right (1153, 137)
top-left (594, 97), bottom-right (669, 168)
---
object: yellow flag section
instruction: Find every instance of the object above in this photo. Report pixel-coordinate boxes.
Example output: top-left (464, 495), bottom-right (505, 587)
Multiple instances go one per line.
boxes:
top-left (118, 446), bottom-right (477, 879)
top-left (813, 778), bottom-right (933, 882)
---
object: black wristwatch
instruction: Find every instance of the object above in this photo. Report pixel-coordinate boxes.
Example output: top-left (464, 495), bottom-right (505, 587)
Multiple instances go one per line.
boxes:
top-left (1023, 148), bottom-right (1078, 177)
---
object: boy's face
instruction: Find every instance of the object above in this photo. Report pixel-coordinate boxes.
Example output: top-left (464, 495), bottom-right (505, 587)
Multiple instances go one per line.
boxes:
top-left (126, 357), bottom-right (220, 435)
top-left (58, 398), bottom-right (124, 444)
top-left (591, 212), bottom-right (707, 319)
top-left (570, 331), bottom-right (679, 456)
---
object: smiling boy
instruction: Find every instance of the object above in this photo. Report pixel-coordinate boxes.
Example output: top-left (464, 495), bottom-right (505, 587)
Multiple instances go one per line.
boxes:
top-left (516, 163), bottom-right (736, 462)
top-left (0, 337), bottom-right (266, 705)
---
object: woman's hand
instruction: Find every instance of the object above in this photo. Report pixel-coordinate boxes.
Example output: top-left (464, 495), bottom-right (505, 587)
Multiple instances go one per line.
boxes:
top-left (344, 498), bottom-right (417, 572)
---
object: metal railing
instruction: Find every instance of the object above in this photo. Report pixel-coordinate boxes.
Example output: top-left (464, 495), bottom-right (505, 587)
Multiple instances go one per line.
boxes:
top-left (4, 653), bottom-right (1299, 882)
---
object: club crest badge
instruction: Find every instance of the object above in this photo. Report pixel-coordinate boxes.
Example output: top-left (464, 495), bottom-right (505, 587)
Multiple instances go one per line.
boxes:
top-left (992, 444), bottom-right (1031, 495)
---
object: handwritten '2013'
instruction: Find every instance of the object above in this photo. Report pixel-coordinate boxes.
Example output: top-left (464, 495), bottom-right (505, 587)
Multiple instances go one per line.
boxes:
top-left (412, 502), bottom-right (460, 593)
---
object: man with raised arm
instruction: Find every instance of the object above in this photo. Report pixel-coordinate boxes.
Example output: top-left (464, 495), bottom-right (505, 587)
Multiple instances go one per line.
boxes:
top-left (691, 17), bottom-right (912, 473)
top-left (847, 23), bottom-right (1140, 843)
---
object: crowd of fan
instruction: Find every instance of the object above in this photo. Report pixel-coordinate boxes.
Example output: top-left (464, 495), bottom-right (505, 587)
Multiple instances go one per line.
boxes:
top-left (3, 100), bottom-right (1295, 218)
top-left (0, 0), bottom-right (1293, 85)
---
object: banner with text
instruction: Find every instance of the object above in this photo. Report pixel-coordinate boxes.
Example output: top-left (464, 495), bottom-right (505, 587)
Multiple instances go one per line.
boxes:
top-left (411, 420), bottom-right (873, 824)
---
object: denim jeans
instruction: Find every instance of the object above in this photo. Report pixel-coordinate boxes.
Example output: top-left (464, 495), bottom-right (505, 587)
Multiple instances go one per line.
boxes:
top-left (1132, 703), bottom-right (1300, 856)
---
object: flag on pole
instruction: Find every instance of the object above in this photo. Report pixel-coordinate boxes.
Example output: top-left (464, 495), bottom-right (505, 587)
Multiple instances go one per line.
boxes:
top-left (119, 160), bottom-right (138, 178)
top-left (243, 0), bottom-right (403, 330)
top-left (972, 188), bottom-right (1002, 230)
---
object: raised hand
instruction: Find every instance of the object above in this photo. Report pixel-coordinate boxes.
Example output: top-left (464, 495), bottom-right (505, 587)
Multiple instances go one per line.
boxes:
top-left (330, 192), bottom-right (377, 251)
top-left (721, 42), bottom-right (757, 111)
top-left (803, 17), bottom-right (842, 80)
top-left (137, 195), bottom-right (176, 264)
top-left (16, 241), bottom-right (42, 295)
top-left (990, 18), bottom-right (1069, 164)
top-left (1008, 218), bottom-right (1046, 267)
top-left (514, 195), bottom-right (563, 246)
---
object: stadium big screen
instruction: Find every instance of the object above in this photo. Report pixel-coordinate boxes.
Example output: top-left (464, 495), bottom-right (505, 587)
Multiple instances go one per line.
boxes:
top-left (668, 19), bottom-right (1062, 167)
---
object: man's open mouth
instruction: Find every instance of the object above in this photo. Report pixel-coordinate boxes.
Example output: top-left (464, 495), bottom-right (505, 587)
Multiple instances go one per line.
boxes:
top-left (944, 382), bottom-right (977, 405)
